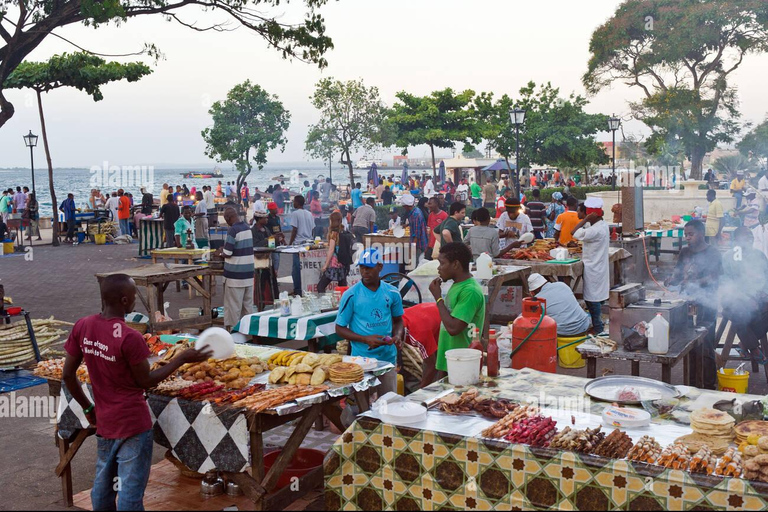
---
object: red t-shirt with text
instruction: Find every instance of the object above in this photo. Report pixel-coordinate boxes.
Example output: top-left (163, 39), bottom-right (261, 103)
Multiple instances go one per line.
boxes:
top-left (65, 315), bottom-right (151, 439)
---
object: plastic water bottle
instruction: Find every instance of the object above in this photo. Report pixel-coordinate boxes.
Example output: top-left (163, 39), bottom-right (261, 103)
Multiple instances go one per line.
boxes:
top-left (648, 313), bottom-right (670, 354)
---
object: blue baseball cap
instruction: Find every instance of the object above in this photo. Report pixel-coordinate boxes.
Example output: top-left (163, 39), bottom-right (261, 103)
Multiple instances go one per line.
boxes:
top-left (358, 248), bottom-right (383, 268)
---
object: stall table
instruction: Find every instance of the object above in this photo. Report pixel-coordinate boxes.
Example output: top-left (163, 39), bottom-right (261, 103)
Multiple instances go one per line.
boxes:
top-left (50, 347), bottom-right (392, 510)
top-left (578, 327), bottom-right (706, 387)
top-left (644, 228), bottom-right (686, 262)
top-left (95, 264), bottom-right (213, 333)
top-left (139, 217), bottom-right (165, 257)
top-left (233, 309), bottom-right (340, 352)
top-left (495, 247), bottom-right (630, 293)
top-left (326, 367), bottom-right (768, 511)
top-left (151, 247), bottom-right (214, 298)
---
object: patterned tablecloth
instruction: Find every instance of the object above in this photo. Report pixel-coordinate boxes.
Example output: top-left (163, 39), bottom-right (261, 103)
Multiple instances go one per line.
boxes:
top-left (233, 309), bottom-right (341, 347)
top-left (645, 228), bottom-right (685, 238)
top-left (139, 218), bottom-right (165, 257)
top-left (325, 368), bottom-right (768, 511)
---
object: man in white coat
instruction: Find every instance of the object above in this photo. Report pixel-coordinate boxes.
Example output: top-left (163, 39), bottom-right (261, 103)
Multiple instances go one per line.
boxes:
top-left (571, 197), bottom-right (610, 333)
top-left (424, 178), bottom-right (436, 198)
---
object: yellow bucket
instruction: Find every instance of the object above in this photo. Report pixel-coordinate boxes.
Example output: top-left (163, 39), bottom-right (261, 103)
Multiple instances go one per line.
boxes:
top-left (2, 241), bottom-right (14, 254)
top-left (558, 335), bottom-right (587, 369)
top-left (717, 369), bottom-right (749, 394)
top-left (94, 233), bottom-right (107, 245)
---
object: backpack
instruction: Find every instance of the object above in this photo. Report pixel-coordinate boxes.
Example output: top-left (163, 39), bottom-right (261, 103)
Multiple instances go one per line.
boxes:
top-left (337, 230), bottom-right (355, 266)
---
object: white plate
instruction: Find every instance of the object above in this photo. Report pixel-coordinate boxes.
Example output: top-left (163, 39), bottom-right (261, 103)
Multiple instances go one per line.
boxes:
top-left (380, 401), bottom-right (427, 425)
top-left (195, 327), bottom-right (235, 359)
top-left (343, 355), bottom-right (378, 371)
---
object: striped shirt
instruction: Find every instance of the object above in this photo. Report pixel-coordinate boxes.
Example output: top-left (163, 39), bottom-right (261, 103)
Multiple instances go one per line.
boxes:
top-left (222, 221), bottom-right (255, 287)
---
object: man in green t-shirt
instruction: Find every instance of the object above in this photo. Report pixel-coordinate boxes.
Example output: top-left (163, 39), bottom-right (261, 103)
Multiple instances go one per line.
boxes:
top-left (435, 201), bottom-right (466, 245)
top-left (469, 180), bottom-right (482, 208)
top-left (428, 242), bottom-right (486, 378)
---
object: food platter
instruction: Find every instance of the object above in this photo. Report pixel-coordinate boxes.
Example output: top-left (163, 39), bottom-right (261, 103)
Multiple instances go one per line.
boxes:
top-left (584, 375), bottom-right (681, 405)
top-left (343, 355), bottom-right (379, 371)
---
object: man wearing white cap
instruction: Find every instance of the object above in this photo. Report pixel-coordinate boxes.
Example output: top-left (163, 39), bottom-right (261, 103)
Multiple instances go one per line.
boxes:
top-left (571, 196), bottom-right (610, 333)
top-left (528, 273), bottom-right (591, 336)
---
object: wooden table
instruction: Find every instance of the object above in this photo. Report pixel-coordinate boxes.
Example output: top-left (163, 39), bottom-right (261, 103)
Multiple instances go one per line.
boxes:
top-left (151, 248), bottom-right (214, 298)
top-left (95, 264), bottom-right (213, 333)
top-left (578, 327), bottom-right (706, 387)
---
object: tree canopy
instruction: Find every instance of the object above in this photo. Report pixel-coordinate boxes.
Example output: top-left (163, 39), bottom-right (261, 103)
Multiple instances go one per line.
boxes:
top-left (389, 88), bottom-right (481, 179)
top-left (583, 0), bottom-right (768, 178)
top-left (738, 117), bottom-right (768, 169)
top-left (202, 80), bottom-right (290, 193)
top-left (305, 78), bottom-right (388, 186)
top-left (0, 0), bottom-right (332, 128)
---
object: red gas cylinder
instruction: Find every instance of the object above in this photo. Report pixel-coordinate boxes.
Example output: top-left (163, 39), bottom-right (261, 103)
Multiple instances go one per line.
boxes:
top-left (511, 297), bottom-right (558, 373)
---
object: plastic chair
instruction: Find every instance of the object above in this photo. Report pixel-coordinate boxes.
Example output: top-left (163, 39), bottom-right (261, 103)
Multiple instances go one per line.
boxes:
top-left (382, 272), bottom-right (422, 308)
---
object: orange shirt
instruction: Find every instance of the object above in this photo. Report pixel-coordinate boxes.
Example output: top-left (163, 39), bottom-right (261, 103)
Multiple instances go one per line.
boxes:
top-left (555, 210), bottom-right (580, 244)
top-left (117, 196), bottom-right (131, 220)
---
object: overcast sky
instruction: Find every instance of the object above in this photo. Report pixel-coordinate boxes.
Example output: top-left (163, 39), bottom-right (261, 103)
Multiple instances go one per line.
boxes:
top-left (2, 0), bottom-right (768, 168)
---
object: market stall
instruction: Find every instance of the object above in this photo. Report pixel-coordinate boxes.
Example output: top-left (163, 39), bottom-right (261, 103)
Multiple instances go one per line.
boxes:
top-left (151, 247), bottom-right (214, 298)
top-left (644, 228), bottom-right (686, 262)
top-left (40, 342), bottom-right (392, 509)
top-left (95, 264), bottom-right (213, 333)
top-left (276, 245), bottom-right (362, 294)
top-left (326, 367), bottom-right (768, 511)
top-left (233, 307), bottom-right (341, 352)
top-left (139, 217), bottom-right (165, 257)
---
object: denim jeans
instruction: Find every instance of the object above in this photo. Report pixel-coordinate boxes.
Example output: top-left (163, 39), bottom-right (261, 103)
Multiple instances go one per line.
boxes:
top-left (119, 218), bottom-right (130, 237)
top-left (292, 253), bottom-right (302, 295)
top-left (586, 301), bottom-right (604, 334)
top-left (734, 191), bottom-right (743, 209)
top-left (471, 198), bottom-right (482, 208)
top-left (92, 429), bottom-right (153, 511)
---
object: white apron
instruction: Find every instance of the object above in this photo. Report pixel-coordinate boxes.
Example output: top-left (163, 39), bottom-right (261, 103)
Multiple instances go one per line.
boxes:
top-left (573, 220), bottom-right (610, 302)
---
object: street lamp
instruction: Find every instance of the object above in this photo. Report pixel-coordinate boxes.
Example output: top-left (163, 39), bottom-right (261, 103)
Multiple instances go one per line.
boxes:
top-left (509, 106), bottom-right (526, 197)
top-left (23, 130), bottom-right (39, 194)
top-left (608, 115), bottom-right (621, 190)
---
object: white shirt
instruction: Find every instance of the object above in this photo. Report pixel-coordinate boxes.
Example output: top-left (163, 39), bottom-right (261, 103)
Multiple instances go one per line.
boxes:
top-left (424, 179), bottom-right (435, 198)
top-left (105, 196), bottom-right (120, 217)
top-left (497, 212), bottom-right (532, 250)
top-left (759, 175), bottom-right (768, 192)
top-left (573, 220), bottom-right (610, 302)
top-left (253, 199), bottom-right (266, 213)
top-left (389, 217), bottom-right (402, 230)
top-left (753, 224), bottom-right (768, 260)
top-left (204, 190), bottom-right (215, 209)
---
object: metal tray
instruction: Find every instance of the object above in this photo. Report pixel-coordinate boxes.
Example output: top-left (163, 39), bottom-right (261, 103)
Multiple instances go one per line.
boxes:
top-left (584, 375), bottom-right (681, 405)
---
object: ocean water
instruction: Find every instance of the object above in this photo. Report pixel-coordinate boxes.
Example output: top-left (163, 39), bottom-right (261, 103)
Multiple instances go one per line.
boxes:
top-left (0, 163), bottom-right (397, 216)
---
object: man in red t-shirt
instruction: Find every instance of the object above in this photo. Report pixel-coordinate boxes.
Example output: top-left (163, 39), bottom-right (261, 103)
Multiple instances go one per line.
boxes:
top-left (63, 274), bottom-right (210, 510)
top-left (426, 197), bottom-right (448, 260)
top-left (117, 189), bottom-right (132, 238)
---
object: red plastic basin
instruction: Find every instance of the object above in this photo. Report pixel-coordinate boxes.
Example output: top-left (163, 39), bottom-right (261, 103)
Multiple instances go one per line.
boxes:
top-left (5, 307), bottom-right (21, 316)
top-left (263, 448), bottom-right (325, 490)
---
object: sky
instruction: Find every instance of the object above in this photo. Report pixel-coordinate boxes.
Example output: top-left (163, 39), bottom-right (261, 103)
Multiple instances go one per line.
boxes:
top-left (2, 0), bottom-right (768, 169)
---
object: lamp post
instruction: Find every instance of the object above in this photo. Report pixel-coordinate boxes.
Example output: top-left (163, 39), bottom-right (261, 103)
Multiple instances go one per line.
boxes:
top-left (608, 115), bottom-right (621, 190)
top-left (509, 106), bottom-right (526, 197)
top-left (23, 130), bottom-right (39, 194)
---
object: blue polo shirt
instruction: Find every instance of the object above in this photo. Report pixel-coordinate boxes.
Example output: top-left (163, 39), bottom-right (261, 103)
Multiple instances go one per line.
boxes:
top-left (336, 281), bottom-right (404, 364)
top-left (351, 189), bottom-right (363, 209)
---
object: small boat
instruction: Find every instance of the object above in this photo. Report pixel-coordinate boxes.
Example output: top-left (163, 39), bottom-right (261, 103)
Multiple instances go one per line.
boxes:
top-left (181, 167), bottom-right (224, 179)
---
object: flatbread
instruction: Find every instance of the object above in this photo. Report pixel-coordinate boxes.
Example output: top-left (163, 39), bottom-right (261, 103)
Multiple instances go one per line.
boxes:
top-left (676, 433), bottom-right (730, 456)
top-left (690, 408), bottom-right (736, 426)
top-left (735, 421), bottom-right (768, 439)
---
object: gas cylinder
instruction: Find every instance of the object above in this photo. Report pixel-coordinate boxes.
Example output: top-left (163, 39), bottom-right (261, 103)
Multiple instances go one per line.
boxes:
top-left (511, 297), bottom-right (558, 373)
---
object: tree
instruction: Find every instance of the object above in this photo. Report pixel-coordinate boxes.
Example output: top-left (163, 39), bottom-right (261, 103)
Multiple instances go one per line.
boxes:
top-left (583, 0), bottom-right (768, 179)
top-left (389, 88), bottom-right (481, 180)
top-left (475, 82), bottom-right (608, 183)
top-left (202, 81), bottom-right (290, 199)
top-left (0, 0), bottom-right (332, 130)
top-left (738, 117), bottom-right (768, 171)
top-left (712, 154), bottom-right (753, 177)
top-left (4, 52), bottom-right (151, 246)
top-left (462, 149), bottom-right (483, 159)
top-left (306, 78), bottom-right (388, 186)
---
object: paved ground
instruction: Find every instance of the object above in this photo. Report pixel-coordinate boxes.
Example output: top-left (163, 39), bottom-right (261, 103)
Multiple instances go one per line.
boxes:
top-left (1, 240), bottom-right (767, 510)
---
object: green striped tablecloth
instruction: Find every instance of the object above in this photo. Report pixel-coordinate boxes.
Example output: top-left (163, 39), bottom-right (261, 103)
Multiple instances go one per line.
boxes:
top-left (644, 228), bottom-right (684, 238)
top-left (233, 309), bottom-right (341, 346)
top-left (139, 218), bottom-right (165, 257)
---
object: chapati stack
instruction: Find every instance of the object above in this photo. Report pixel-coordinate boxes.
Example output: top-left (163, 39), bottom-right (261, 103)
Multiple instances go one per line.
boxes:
top-left (735, 421), bottom-right (768, 445)
top-left (676, 408), bottom-right (736, 456)
top-left (328, 362), bottom-right (364, 384)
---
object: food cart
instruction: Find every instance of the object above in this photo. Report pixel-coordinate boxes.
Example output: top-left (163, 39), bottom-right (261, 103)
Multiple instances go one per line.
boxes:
top-left (326, 367), bottom-right (768, 511)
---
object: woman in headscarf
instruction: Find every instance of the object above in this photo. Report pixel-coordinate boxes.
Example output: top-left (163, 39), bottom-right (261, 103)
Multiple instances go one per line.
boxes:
top-left (544, 191), bottom-right (564, 238)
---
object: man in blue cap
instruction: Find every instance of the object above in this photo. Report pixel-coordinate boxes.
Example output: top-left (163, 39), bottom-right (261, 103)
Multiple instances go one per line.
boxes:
top-left (335, 247), bottom-right (404, 397)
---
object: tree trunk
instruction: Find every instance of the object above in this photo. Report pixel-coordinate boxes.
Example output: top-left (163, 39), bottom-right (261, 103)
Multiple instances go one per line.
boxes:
top-left (36, 90), bottom-right (59, 246)
top-left (429, 144), bottom-right (436, 182)
top-left (690, 146), bottom-right (705, 180)
top-left (341, 149), bottom-right (355, 188)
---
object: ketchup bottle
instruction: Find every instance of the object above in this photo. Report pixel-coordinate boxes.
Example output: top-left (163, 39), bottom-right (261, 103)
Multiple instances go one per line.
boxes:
top-left (468, 327), bottom-right (484, 376)
top-left (487, 329), bottom-right (499, 377)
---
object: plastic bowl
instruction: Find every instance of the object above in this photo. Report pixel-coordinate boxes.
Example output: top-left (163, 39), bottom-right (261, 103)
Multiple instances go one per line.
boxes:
top-left (263, 448), bottom-right (325, 489)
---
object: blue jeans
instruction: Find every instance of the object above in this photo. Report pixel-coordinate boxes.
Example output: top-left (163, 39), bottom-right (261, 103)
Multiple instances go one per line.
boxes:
top-left (92, 429), bottom-right (153, 511)
top-left (734, 191), bottom-right (743, 209)
top-left (471, 198), bottom-right (482, 208)
top-left (119, 218), bottom-right (130, 237)
top-left (586, 301), bottom-right (604, 334)
top-left (292, 253), bottom-right (302, 295)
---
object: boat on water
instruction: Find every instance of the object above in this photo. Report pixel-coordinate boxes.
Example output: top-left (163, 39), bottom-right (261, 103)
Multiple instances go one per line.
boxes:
top-left (181, 167), bottom-right (224, 179)
top-left (356, 157), bottom-right (387, 169)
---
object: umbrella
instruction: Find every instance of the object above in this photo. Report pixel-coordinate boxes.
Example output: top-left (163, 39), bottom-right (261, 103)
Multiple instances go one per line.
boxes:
top-left (368, 162), bottom-right (379, 187)
top-left (438, 160), bottom-right (446, 184)
top-left (481, 158), bottom-right (515, 172)
top-left (401, 162), bottom-right (409, 184)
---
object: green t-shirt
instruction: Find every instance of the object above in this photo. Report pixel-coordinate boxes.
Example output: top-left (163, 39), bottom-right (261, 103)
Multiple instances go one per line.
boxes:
top-left (174, 217), bottom-right (196, 248)
top-left (436, 278), bottom-right (486, 372)
top-left (437, 217), bottom-right (463, 245)
top-left (470, 182), bottom-right (482, 199)
top-left (0, 196), bottom-right (9, 213)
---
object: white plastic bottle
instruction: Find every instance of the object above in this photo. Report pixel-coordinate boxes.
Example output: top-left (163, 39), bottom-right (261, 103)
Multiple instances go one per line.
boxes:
top-left (648, 313), bottom-right (670, 354)
top-left (475, 253), bottom-right (493, 279)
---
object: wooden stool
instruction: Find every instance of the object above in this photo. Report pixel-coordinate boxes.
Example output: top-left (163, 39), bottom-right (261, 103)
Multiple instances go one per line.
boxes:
top-left (715, 314), bottom-right (768, 383)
